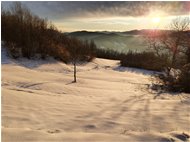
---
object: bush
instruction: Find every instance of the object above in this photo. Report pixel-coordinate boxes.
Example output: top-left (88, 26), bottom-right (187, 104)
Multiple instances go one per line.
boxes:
top-left (155, 64), bottom-right (190, 93)
top-left (120, 51), bottom-right (169, 71)
top-left (177, 64), bottom-right (190, 92)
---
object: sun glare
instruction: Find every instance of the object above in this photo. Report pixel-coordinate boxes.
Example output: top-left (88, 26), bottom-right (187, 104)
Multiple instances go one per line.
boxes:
top-left (151, 17), bottom-right (161, 24)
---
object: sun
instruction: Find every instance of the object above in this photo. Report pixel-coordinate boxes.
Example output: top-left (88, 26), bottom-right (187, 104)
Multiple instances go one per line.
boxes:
top-left (152, 17), bottom-right (161, 24)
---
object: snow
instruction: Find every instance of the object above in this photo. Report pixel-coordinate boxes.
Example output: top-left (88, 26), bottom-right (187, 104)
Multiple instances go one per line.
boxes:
top-left (2, 47), bottom-right (190, 142)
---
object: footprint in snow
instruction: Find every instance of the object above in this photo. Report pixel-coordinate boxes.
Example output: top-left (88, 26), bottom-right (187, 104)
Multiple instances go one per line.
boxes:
top-left (47, 129), bottom-right (61, 134)
top-left (84, 124), bottom-right (96, 129)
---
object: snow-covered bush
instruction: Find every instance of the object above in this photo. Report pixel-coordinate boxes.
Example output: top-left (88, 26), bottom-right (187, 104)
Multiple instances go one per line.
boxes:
top-left (154, 64), bottom-right (190, 93)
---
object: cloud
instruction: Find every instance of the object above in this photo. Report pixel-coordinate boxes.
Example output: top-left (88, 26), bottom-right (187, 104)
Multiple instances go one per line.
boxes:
top-left (2, 1), bottom-right (190, 32)
top-left (2, 1), bottom-right (189, 21)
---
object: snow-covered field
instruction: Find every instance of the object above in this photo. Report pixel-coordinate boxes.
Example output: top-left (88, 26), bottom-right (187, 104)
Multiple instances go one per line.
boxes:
top-left (2, 48), bottom-right (190, 142)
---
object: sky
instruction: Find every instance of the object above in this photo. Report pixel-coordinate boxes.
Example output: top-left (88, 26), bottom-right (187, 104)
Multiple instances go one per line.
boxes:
top-left (2, 1), bottom-right (190, 32)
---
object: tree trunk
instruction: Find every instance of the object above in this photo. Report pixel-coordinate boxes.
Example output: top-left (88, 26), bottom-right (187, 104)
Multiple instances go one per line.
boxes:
top-left (73, 62), bottom-right (77, 83)
top-left (171, 51), bottom-right (177, 67)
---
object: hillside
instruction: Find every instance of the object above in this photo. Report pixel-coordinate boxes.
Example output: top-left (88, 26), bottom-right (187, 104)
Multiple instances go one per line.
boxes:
top-left (2, 47), bottom-right (190, 142)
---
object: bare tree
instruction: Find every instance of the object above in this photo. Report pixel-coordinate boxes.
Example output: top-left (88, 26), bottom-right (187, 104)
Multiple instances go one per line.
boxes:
top-left (147, 17), bottom-right (190, 92)
top-left (147, 17), bottom-right (190, 68)
top-left (67, 38), bottom-right (84, 83)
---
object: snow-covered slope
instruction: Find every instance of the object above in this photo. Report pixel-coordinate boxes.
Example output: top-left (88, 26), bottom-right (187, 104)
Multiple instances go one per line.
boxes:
top-left (2, 49), bottom-right (190, 142)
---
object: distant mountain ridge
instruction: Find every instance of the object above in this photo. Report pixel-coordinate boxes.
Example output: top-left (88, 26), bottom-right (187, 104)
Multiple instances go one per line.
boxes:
top-left (66, 30), bottom-right (155, 53)
top-left (67, 29), bottom-right (173, 36)
top-left (66, 29), bottom-right (190, 53)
